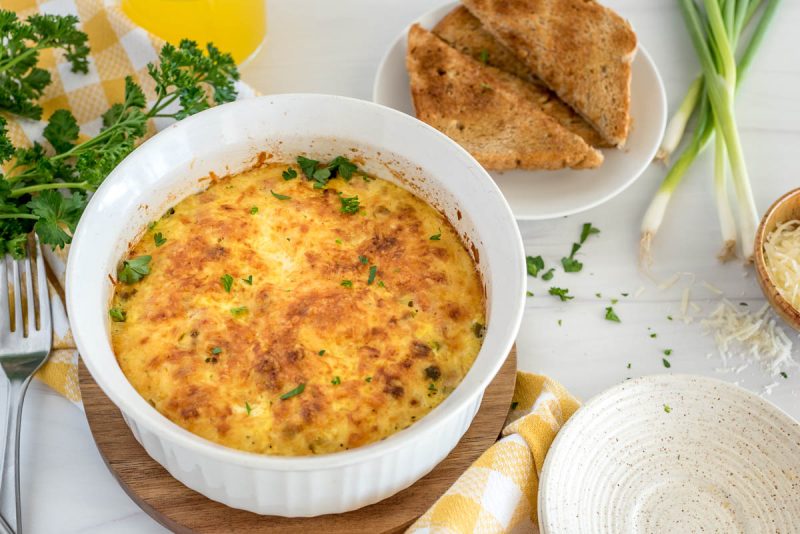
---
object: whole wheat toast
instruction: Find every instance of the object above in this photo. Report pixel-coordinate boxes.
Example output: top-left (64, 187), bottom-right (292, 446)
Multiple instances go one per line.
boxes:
top-left (461, 0), bottom-right (636, 147)
top-left (406, 24), bottom-right (603, 170)
top-left (433, 6), bottom-right (610, 148)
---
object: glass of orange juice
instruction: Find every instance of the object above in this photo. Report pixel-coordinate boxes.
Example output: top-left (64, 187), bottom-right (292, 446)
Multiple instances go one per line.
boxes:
top-left (122, 0), bottom-right (267, 65)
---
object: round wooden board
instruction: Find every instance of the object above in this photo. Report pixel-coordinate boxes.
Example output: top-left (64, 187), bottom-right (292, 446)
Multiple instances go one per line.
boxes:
top-left (79, 348), bottom-right (516, 533)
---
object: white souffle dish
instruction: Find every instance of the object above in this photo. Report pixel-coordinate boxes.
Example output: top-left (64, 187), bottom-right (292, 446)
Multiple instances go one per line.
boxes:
top-left (66, 94), bottom-right (526, 517)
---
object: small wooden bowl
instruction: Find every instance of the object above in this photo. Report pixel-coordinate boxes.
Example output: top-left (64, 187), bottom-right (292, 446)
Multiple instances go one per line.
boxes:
top-left (754, 187), bottom-right (800, 331)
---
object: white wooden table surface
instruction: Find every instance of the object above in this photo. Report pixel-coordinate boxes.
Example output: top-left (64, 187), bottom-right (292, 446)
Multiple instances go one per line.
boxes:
top-left (12, 1), bottom-right (800, 532)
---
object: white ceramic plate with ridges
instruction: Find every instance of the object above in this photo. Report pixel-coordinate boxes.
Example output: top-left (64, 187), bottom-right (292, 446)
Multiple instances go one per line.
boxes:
top-left (372, 2), bottom-right (667, 220)
top-left (539, 374), bottom-right (800, 533)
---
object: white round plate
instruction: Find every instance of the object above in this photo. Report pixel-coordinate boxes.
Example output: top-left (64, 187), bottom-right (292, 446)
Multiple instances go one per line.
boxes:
top-left (373, 2), bottom-right (667, 220)
top-left (539, 374), bottom-right (800, 534)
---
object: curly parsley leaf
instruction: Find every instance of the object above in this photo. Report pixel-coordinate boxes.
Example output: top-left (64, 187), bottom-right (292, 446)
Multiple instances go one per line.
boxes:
top-left (118, 255), bottom-right (152, 284)
top-left (27, 190), bottom-right (85, 249)
top-left (549, 287), bottom-right (573, 302)
top-left (42, 109), bottom-right (80, 154)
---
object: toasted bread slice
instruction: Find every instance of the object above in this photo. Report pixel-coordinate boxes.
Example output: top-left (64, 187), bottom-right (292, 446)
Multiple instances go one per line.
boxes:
top-left (433, 6), bottom-right (611, 148)
top-left (461, 0), bottom-right (636, 146)
top-left (406, 24), bottom-right (602, 170)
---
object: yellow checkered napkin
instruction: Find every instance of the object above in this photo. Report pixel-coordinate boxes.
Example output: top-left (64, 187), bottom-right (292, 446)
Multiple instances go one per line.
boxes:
top-left (409, 373), bottom-right (580, 533)
top-left (1, 0), bottom-right (255, 403)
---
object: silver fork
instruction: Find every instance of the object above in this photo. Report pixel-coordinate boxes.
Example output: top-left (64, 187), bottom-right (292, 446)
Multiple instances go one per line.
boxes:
top-left (0, 236), bottom-right (52, 534)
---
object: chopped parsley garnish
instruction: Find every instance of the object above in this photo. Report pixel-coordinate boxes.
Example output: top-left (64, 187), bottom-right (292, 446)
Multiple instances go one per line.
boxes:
top-left (340, 194), bottom-right (360, 214)
top-left (611, 298), bottom-right (619, 305)
top-left (580, 223), bottom-right (600, 243)
top-left (359, 255), bottom-right (368, 265)
top-left (245, 402), bottom-right (252, 415)
top-left (211, 347), bottom-right (222, 355)
top-left (328, 156), bottom-right (358, 179)
top-left (108, 307), bottom-right (126, 322)
top-left (510, 401), bottom-right (519, 410)
top-left (429, 230), bottom-right (442, 241)
top-left (663, 349), bottom-right (672, 356)
top-left (270, 190), bottom-right (291, 201)
top-left (296, 155), bottom-right (359, 188)
top-left (118, 256), bottom-right (151, 284)
top-left (367, 265), bottom-right (377, 285)
top-left (282, 168), bottom-right (297, 180)
top-left (627, 363), bottom-right (631, 369)
top-left (242, 275), bottom-right (253, 285)
top-left (663, 404), bottom-right (672, 413)
top-left (220, 274), bottom-right (233, 292)
top-left (153, 232), bottom-right (167, 247)
top-left (479, 48), bottom-right (489, 63)
top-left (526, 255), bottom-right (544, 277)
top-left (331, 376), bottom-right (341, 385)
top-left (318, 350), bottom-right (325, 356)
top-left (280, 383), bottom-right (305, 400)
top-left (428, 383), bottom-right (438, 392)
top-left (526, 291), bottom-right (534, 297)
top-left (549, 287), bottom-right (573, 301)
top-left (558, 319), bottom-right (562, 326)
top-left (542, 268), bottom-right (555, 281)
top-left (561, 256), bottom-right (583, 272)
top-left (596, 293), bottom-right (602, 298)
top-left (365, 376), bottom-right (372, 383)
top-left (297, 156), bottom-right (319, 179)
top-left (249, 206), bottom-right (258, 214)
top-left (667, 315), bottom-right (673, 321)
top-left (650, 333), bottom-right (658, 338)
top-left (780, 371), bottom-right (788, 379)
top-left (341, 279), bottom-right (353, 288)
top-left (230, 306), bottom-right (248, 316)
top-left (662, 358), bottom-right (671, 368)
top-left (480, 82), bottom-right (493, 91)
top-left (472, 322), bottom-right (486, 338)
top-left (605, 306), bottom-right (621, 322)
top-left (377, 280), bottom-right (386, 288)
top-left (621, 292), bottom-right (629, 297)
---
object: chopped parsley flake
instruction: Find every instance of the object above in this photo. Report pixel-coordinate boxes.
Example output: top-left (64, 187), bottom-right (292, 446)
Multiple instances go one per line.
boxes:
top-left (335, 238), bottom-right (342, 244)
top-left (280, 383), bottom-right (305, 400)
top-left (479, 48), bottom-right (489, 63)
top-left (282, 168), bottom-right (297, 180)
top-left (549, 287), bottom-right (573, 301)
top-left (662, 358), bottom-right (671, 368)
top-left (109, 307), bottom-right (126, 322)
top-left (318, 350), bottom-right (326, 356)
top-left (663, 349), bottom-right (672, 356)
top-left (429, 230), bottom-right (442, 241)
top-left (596, 293), bottom-right (602, 298)
top-left (780, 371), bottom-right (788, 379)
top-left (220, 274), bottom-right (233, 292)
top-left (510, 401), bottom-right (519, 410)
top-left (211, 347), bottom-right (222, 355)
top-left (611, 298), bottom-right (619, 305)
top-left (331, 376), bottom-right (341, 385)
top-left (242, 275), bottom-right (253, 285)
top-left (230, 306), bottom-right (248, 317)
top-left (245, 402), bottom-right (252, 415)
top-left (627, 363), bottom-right (631, 369)
top-left (270, 190), bottom-right (291, 201)
top-left (153, 232), bottom-right (167, 247)
top-left (542, 268), bottom-right (555, 281)
top-left (667, 315), bottom-right (673, 321)
top-left (580, 223), bottom-right (600, 243)
top-left (621, 293), bottom-right (629, 297)
top-left (650, 333), bottom-right (658, 338)
top-left (118, 256), bottom-right (152, 284)
top-left (558, 319), bottom-right (562, 326)
top-left (526, 291), bottom-right (534, 297)
top-left (341, 279), bottom-right (353, 288)
top-left (605, 306), bottom-right (621, 322)
top-left (561, 256), bottom-right (583, 272)
top-left (377, 280), bottom-right (386, 288)
top-left (359, 255), bottom-right (368, 265)
top-left (526, 255), bottom-right (544, 277)
top-left (249, 206), bottom-right (258, 214)
top-left (428, 383), bottom-right (438, 392)
top-left (663, 404), bottom-right (672, 413)
top-left (340, 194), bottom-right (360, 214)
top-left (367, 265), bottom-right (377, 285)
top-left (365, 376), bottom-right (372, 383)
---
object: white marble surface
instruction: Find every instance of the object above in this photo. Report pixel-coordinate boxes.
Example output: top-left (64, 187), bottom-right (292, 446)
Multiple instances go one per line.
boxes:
top-left (10, 0), bottom-right (800, 532)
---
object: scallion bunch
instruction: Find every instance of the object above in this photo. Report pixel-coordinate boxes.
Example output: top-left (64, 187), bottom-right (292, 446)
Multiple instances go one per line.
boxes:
top-left (641, 0), bottom-right (781, 264)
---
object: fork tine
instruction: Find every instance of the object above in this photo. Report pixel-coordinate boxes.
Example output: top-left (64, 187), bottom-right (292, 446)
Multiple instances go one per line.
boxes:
top-left (11, 259), bottom-right (21, 336)
top-left (23, 249), bottom-right (35, 335)
top-left (34, 237), bottom-right (50, 335)
top-left (0, 257), bottom-right (8, 334)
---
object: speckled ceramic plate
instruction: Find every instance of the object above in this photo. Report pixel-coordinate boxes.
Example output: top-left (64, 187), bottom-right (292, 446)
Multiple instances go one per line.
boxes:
top-left (539, 375), bottom-right (800, 533)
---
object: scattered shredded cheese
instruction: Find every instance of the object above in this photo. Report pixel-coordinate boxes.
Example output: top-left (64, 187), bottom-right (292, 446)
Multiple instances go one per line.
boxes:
top-left (702, 281), bottom-right (723, 295)
top-left (634, 286), bottom-right (646, 298)
top-left (764, 219), bottom-right (800, 310)
top-left (701, 300), bottom-right (797, 377)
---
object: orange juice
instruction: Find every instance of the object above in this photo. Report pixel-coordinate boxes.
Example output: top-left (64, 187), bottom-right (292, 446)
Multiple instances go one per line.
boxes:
top-left (122, 0), bottom-right (266, 64)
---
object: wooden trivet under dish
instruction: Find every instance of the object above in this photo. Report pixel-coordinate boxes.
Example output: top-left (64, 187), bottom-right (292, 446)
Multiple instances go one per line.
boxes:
top-left (79, 348), bottom-right (517, 533)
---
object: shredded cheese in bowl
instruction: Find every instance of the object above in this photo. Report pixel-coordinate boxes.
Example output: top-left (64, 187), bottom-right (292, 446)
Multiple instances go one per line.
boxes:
top-left (763, 219), bottom-right (800, 310)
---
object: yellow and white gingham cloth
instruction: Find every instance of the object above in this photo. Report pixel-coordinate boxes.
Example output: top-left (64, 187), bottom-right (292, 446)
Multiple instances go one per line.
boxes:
top-left (408, 374), bottom-right (580, 533)
top-left (2, 3), bottom-right (582, 531)
top-left (0, 0), bottom-right (255, 402)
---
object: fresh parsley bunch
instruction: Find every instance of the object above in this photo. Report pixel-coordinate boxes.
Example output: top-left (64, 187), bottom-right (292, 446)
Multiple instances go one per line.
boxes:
top-left (0, 10), bottom-right (90, 119)
top-left (0, 39), bottom-right (239, 258)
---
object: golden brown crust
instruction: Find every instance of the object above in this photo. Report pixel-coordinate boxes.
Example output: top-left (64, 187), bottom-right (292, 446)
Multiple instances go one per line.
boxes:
top-left (111, 163), bottom-right (485, 455)
top-left (432, 6), bottom-right (611, 149)
top-left (461, 0), bottom-right (636, 146)
top-left (406, 24), bottom-right (603, 170)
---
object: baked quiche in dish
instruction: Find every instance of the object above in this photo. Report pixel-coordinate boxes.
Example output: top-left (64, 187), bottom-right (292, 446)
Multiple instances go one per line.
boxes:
top-left (110, 158), bottom-right (485, 456)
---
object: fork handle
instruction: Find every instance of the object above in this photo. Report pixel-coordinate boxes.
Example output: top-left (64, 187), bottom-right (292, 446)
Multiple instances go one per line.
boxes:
top-left (0, 378), bottom-right (31, 534)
